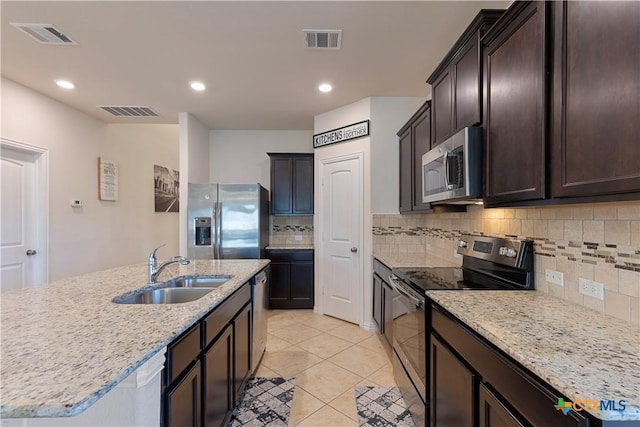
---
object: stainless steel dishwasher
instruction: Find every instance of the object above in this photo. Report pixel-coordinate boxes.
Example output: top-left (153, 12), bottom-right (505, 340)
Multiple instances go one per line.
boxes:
top-left (251, 266), bottom-right (270, 373)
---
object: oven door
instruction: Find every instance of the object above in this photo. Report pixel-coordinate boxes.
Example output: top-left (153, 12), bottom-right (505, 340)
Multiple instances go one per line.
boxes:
top-left (389, 275), bottom-right (426, 425)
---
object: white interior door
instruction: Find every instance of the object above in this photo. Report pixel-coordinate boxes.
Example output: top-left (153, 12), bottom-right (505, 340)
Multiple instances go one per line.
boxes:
top-left (1, 142), bottom-right (47, 291)
top-left (320, 154), bottom-right (363, 324)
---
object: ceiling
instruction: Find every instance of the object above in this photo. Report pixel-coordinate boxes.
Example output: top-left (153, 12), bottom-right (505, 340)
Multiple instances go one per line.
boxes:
top-left (1, 1), bottom-right (509, 130)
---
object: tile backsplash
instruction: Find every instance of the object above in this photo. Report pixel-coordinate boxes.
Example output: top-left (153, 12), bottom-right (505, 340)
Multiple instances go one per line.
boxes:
top-left (270, 216), bottom-right (314, 246)
top-left (373, 201), bottom-right (640, 325)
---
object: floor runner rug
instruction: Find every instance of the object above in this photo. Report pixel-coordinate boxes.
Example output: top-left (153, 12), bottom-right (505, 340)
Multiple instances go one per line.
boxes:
top-left (227, 377), bottom-right (296, 426)
top-left (354, 386), bottom-right (416, 427)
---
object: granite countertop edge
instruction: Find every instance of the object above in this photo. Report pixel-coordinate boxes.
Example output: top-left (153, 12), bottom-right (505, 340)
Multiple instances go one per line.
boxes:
top-left (0, 259), bottom-right (270, 418)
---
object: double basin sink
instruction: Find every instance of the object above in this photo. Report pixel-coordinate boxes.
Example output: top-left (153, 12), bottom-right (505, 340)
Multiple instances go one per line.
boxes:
top-left (113, 275), bottom-right (232, 305)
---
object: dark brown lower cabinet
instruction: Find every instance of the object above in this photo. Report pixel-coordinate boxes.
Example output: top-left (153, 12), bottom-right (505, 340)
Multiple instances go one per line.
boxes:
top-left (430, 335), bottom-right (475, 427)
top-left (372, 258), bottom-right (393, 346)
top-left (166, 360), bottom-right (201, 427)
top-left (479, 384), bottom-right (525, 427)
top-left (382, 280), bottom-right (394, 347)
top-left (163, 283), bottom-right (253, 427)
top-left (266, 249), bottom-right (314, 309)
top-left (203, 325), bottom-right (232, 427)
top-left (233, 303), bottom-right (252, 405)
top-left (430, 305), bottom-right (591, 427)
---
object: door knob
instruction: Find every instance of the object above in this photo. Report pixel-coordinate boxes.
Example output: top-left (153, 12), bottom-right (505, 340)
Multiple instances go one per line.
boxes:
top-left (26, 249), bottom-right (37, 256)
top-left (350, 247), bottom-right (358, 253)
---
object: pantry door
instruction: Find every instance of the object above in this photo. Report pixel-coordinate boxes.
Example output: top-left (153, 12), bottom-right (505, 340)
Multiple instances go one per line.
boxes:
top-left (319, 153), bottom-right (363, 324)
top-left (0, 139), bottom-right (48, 291)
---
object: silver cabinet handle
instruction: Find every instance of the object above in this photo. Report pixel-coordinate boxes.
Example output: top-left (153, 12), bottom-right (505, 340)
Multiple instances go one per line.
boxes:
top-left (351, 247), bottom-right (358, 253)
top-left (26, 249), bottom-right (37, 256)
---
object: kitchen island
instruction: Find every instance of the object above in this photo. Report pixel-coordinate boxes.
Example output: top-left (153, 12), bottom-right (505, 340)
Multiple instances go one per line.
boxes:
top-left (0, 259), bottom-right (269, 421)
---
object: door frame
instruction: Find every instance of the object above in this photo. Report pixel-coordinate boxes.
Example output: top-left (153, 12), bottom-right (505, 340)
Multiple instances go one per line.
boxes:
top-left (1, 138), bottom-right (49, 285)
top-left (317, 152), bottom-right (364, 324)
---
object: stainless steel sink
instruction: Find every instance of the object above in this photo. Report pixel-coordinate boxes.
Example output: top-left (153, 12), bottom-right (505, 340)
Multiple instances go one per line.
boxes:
top-left (113, 287), bottom-right (214, 304)
top-left (165, 275), bottom-right (232, 288)
top-left (112, 275), bottom-right (232, 304)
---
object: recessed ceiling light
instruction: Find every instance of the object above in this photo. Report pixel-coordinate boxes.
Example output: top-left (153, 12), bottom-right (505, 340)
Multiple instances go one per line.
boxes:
top-left (318, 83), bottom-right (332, 93)
top-left (55, 79), bottom-right (75, 89)
top-left (190, 81), bottom-right (206, 91)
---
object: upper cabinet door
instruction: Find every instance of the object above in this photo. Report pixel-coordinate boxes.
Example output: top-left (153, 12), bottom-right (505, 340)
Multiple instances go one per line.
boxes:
top-left (483, 1), bottom-right (547, 206)
top-left (412, 106), bottom-right (432, 211)
top-left (399, 128), bottom-right (413, 213)
top-left (452, 34), bottom-right (482, 131)
top-left (431, 70), bottom-right (453, 147)
top-left (551, 1), bottom-right (640, 198)
top-left (269, 153), bottom-right (314, 216)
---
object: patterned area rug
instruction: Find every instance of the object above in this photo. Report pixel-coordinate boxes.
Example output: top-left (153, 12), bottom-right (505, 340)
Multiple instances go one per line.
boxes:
top-left (355, 386), bottom-right (416, 427)
top-left (227, 377), bottom-right (296, 426)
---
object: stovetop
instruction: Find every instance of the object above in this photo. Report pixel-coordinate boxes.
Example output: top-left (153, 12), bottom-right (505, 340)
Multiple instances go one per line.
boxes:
top-left (392, 266), bottom-right (508, 292)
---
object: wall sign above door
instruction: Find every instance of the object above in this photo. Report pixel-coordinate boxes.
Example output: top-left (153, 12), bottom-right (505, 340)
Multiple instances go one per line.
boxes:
top-left (313, 120), bottom-right (370, 148)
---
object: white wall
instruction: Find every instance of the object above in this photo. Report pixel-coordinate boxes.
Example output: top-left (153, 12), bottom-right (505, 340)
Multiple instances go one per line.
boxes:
top-left (178, 112), bottom-right (210, 255)
top-left (209, 130), bottom-right (313, 189)
top-left (1, 78), bottom-right (179, 281)
top-left (370, 97), bottom-right (426, 213)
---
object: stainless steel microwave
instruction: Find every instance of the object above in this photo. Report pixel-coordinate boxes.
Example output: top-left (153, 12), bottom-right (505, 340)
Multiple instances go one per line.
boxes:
top-left (421, 126), bottom-right (482, 204)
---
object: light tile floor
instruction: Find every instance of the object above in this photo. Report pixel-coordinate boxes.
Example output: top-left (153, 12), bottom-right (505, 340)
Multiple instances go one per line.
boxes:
top-left (255, 309), bottom-right (396, 426)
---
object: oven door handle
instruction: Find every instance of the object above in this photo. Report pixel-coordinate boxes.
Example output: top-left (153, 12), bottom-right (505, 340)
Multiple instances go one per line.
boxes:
top-left (389, 275), bottom-right (425, 307)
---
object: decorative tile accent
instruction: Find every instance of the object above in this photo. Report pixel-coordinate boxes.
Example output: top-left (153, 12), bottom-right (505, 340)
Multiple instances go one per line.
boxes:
top-left (272, 224), bottom-right (313, 233)
top-left (354, 386), bottom-right (415, 427)
top-left (228, 377), bottom-right (296, 427)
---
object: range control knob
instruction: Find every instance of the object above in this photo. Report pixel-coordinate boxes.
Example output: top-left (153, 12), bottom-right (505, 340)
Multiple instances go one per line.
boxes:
top-left (506, 248), bottom-right (517, 258)
top-left (458, 240), bottom-right (468, 248)
top-left (499, 247), bottom-right (508, 256)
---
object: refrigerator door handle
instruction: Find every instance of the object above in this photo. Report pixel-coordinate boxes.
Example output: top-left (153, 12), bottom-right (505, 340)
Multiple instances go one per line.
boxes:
top-left (215, 201), bottom-right (222, 259)
top-left (212, 202), bottom-right (218, 259)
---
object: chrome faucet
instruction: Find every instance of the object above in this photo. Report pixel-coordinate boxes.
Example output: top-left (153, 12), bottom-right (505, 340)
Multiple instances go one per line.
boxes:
top-left (148, 245), bottom-right (190, 284)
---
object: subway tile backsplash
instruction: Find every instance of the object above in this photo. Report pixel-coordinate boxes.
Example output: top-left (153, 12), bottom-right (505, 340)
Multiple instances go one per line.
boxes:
top-left (373, 201), bottom-right (640, 325)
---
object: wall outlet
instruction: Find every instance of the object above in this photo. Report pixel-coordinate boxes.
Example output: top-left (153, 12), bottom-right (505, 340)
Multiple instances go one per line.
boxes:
top-left (545, 269), bottom-right (564, 286)
top-left (70, 199), bottom-right (83, 208)
top-left (579, 278), bottom-right (604, 300)
top-left (294, 235), bottom-right (302, 241)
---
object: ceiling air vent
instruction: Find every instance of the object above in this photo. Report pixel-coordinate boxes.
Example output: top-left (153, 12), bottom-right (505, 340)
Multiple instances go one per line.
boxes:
top-left (11, 23), bottom-right (76, 45)
top-left (303, 30), bottom-right (342, 50)
top-left (98, 106), bottom-right (160, 117)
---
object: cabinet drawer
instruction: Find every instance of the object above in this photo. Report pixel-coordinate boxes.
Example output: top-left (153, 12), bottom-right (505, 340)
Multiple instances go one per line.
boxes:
top-left (431, 306), bottom-right (590, 427)
top-left (203, 283), bottom-right (250, 348)
top-left (266, 249), bottom-right (313, 262)
top-left (373, 258), bottom-right (392, 280)
top-left (167, 323), bottom-right (201, 384)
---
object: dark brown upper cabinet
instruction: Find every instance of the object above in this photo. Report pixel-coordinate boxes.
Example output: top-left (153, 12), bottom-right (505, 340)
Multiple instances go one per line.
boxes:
top-left (268, 153), bottom-right (314, 215)
top-left (482, 1), bottom-right (548, 206)
top-left (550, 0), bottom-right (640, 199)
top-left (483, 0), bottom-right (640, 207)
top-left (397, 100), bottom-right (432, 212)
top-left (427, 10), bottom-right (504, 148)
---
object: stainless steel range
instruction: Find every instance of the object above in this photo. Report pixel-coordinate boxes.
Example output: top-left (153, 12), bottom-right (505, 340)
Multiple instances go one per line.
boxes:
top-left (388, 234), bottom-right (534, 427)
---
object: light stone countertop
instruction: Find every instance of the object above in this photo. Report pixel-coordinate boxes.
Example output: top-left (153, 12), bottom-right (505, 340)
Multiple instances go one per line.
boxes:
top-left (426, 290), bottom-right (640, 422)
top-left (0, 259), bottom-right (270, 418)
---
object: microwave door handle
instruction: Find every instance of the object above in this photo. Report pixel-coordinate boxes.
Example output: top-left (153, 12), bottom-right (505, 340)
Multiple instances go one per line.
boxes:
top-left (443, 151), bottom-right (450, 189)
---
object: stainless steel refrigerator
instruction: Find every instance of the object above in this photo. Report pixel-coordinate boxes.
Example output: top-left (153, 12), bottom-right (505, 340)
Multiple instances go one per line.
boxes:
top-left (187, 183), bottom-right (269, 259)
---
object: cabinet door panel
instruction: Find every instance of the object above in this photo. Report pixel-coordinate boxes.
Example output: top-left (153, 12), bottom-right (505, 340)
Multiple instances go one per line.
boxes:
top-left (479, 383), bottom-right (525, 427)
top-left (382, 281), bottom-right (394, 346)
top-left (552, 0), bottom-right (640, 197)
top-left (271, 157), bottom-right (293, 214)
top-left (293, 156), bottom-right (314, 214)
top-left (372, 274), bottom-right (383, 331)
top-left (483, 1), bottom-right (546, 205)
top-left (432, 71), bottom-right (453, 146)
top-left (233, 304), bottom-right (252, 405)
top-left (269, 262), bottom-right (290, 303)
top-left (399, 128), bottom-right (413, 212)
top-left (454, 35), bottom-right (482, 130)
top-left (412, 107), bottom-right (431, 211)
top-left (290, 262), bottom-right (314, 307)
top-left (430, 335), bottom-right (475, 427)
top-left (203, 326), bottom-right (232, 427)
top-left (166, 360), bottom-right (201, 427)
